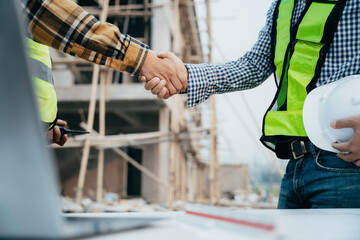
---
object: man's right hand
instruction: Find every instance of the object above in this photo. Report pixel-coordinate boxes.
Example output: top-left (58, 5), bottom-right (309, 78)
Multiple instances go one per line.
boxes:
top-left (140, 51), bottom-right (188, 98)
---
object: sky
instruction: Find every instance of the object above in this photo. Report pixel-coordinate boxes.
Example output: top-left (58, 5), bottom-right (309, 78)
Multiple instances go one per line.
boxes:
top-left (194, 0), bottom-right (286, 172)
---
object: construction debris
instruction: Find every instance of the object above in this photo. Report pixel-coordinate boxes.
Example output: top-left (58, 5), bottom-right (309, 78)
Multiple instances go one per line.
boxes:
top-left (61, 194), bottom-right (167, 213)
top-left (61, 196), bottom-right (83, 213)
top-left (103, 192), bottom-right (119, 205)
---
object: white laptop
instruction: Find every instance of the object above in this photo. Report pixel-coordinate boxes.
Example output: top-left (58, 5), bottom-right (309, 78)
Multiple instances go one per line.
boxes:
top-left (0, 2), bottom-right (169, 239)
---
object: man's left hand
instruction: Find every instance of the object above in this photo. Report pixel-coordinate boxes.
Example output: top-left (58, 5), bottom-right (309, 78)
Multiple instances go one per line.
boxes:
top-left (331, 115), bottom-right (360, 166)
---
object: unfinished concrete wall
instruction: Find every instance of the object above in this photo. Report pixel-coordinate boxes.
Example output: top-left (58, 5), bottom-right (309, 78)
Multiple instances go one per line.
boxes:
top-left (51, 50), bottom-right (74, 87)
top-left (157, 107), bottom-right (170, 206)
top-left (61, 153), bottom-right (126, 199)
top-left (220, 164), bottom-right (250, 194)
top-left (141, 144), bottom-right (159, 203)
top-left (141, 107), bottom-right (170, 206)
top-left (151, 0), bottom-right (173, 52)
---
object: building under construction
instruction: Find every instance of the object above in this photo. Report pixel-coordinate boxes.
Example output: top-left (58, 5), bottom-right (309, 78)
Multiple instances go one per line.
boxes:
top-left (50, 0), bottom-right (251, 209)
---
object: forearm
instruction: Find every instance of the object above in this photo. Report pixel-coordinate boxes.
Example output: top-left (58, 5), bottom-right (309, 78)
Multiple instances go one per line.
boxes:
top-left (185, 52), bottom-right (273, 107)
top-left (184, 1), bottom-right (277, 108)
top-left (23, 0), bottom-right (148, 75)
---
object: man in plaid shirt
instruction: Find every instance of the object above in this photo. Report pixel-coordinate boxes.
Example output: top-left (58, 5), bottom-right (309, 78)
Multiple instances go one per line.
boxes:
top-left (22, 0), bottom-right (188, 95)
top-left (143, 0), bottom-right (360, 208)
top-left (21, 0), bottom-right (188, 145)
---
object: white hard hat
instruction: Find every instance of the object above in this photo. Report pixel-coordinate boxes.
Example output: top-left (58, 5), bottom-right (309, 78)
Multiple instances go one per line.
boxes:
top-left (303, 75), bottom-right (360, 153)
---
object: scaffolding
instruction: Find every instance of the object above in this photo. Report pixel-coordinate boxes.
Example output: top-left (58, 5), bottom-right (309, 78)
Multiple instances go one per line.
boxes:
top-left (51, 0), bottom-right (221, 209)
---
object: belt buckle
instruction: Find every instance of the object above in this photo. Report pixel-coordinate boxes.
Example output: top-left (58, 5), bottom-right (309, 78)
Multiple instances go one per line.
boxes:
top-left (290, 140), bottom-right (306, 160)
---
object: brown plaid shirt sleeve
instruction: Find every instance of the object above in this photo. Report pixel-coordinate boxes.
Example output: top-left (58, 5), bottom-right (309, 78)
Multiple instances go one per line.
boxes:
top-left (22, 0), bottom-right (149, 75)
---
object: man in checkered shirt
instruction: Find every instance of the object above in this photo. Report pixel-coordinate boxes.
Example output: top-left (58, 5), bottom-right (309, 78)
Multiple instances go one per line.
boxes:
top-left (142, 0), bottom-right (360, 208)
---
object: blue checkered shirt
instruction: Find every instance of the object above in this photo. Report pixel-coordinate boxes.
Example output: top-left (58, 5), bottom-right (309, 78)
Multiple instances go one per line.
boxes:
top-left (185, 0), bottom-right (360, 107)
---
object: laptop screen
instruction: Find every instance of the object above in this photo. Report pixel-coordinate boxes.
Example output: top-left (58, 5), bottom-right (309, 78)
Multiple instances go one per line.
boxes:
top-left (0, 1), bottom-right (64, 238)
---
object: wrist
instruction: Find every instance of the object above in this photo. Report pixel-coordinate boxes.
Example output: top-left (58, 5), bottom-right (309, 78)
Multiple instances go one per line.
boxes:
top-left (140, 50), bottom-right (156, 76)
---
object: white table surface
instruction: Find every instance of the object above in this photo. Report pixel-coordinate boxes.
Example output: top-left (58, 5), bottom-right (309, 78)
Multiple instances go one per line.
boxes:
top-left (84, 206), bottom-right (360, 240)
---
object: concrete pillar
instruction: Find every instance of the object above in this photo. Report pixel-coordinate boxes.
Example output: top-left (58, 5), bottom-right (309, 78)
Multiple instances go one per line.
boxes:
top-left (141, 107), bottom-right (170, 205)
top-left (150, 0), bottom-right (173, 51)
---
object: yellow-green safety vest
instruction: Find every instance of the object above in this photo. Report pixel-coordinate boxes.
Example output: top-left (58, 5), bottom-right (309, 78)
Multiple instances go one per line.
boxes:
top-left (26, 38), bottom-right (57, 129)
top-left (260, 0), bottom-right (347, 152)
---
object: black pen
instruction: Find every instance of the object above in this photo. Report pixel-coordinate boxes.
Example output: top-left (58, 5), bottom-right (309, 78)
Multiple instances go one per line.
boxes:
top-left (58, 126), bottom-right (90, 137)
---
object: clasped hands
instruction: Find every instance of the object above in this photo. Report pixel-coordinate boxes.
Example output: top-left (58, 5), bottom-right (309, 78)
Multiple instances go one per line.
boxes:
top-left (139, 50), bottom-right (188, 99)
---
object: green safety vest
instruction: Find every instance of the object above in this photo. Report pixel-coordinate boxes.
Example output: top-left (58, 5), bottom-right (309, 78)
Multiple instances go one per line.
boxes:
top-left (260, 0), bottom-right (347, 152)
top-left (26, 38), bottom-right (58, 129)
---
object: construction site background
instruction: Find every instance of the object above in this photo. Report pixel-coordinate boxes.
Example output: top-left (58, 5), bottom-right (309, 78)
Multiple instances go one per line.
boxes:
top-left (51, 0), bottom-right (283, 213)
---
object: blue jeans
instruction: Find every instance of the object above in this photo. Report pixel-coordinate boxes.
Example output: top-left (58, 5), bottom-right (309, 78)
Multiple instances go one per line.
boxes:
top-left (278, 150), bottom-right (360, 208)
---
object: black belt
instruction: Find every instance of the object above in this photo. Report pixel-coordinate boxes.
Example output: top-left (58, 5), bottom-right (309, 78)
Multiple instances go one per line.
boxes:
top-left (275, 140), bottom-right (320, 160)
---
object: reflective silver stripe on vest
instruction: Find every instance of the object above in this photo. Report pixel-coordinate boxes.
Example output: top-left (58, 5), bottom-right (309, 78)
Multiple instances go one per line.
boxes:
top-left (28, 57), bottom-right (53, 85)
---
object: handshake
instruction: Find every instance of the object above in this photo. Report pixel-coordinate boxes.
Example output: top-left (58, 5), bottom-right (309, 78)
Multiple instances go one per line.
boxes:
top-left (139, 50), bottom-right (188, 99)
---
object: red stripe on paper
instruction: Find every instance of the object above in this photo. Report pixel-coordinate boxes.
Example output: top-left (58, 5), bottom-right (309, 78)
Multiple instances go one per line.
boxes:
top-left (185, 210), bottom-right (275, 232)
